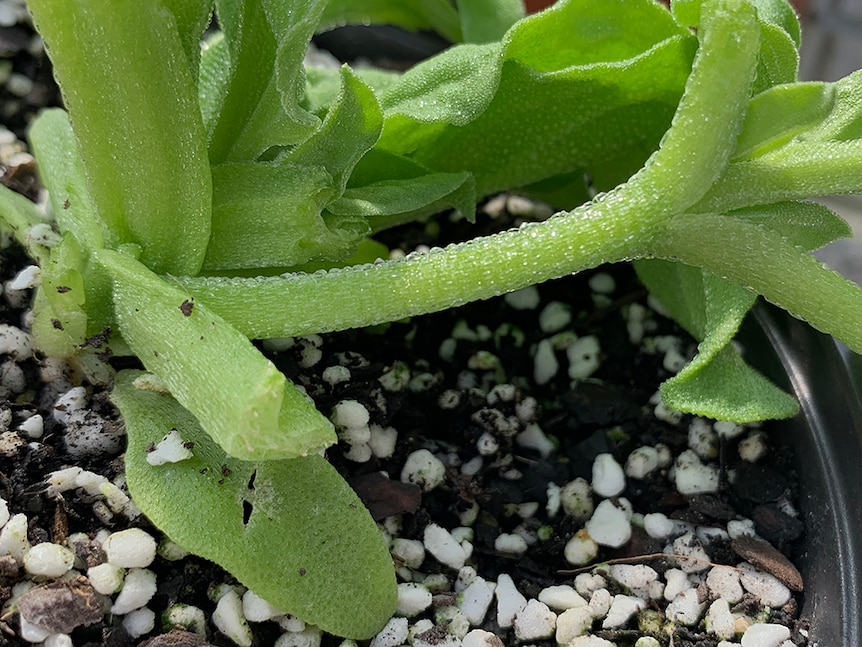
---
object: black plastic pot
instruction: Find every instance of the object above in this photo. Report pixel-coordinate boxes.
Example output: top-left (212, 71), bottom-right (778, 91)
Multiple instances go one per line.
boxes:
top-left (747, 304), bottom-right (862, 644)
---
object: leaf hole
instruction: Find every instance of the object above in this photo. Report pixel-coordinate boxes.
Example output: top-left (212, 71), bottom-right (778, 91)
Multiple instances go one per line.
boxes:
top-left (242, 499), bottom-right (253, 526)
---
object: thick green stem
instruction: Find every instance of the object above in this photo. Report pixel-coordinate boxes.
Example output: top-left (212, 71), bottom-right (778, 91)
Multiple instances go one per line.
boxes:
top-left (181, 0), bottom-right (761, 340)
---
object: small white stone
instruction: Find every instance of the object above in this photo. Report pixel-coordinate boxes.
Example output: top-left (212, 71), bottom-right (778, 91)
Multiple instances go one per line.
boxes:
top-left (588, 588), bottom-right (613, 619)
top-left (242, 589), bottom-right (283, 622)
top-left (539, 301), bottom-right (571, 334)
top-left (624, 446), bottom-right (660, 479)
top-left (424, 524), bottom-right (467, 570)
top-left (391, 538), bottom-right (425, 570)
top-left (476, 432), bottom-right (499, 456)
top-left (560, 477), bottom-right (593, 520)
top-left (8, 265), bottom-right (40, 291)
top-left (494, 533), bottom-right (527, 555)
top-left (0, 513), bottom-right (30, 563)
top-left (43, 634), bottom-right (74, 647)
top-left (111, 568), bottom-right (158, 615)
top-left (567, 336), bottom-right (601, 379)
top-left (494, 574), bottom-right (527, 628)
top-left (515, 423), bottom-right (555, 458)
top-left (19, 615), bottom-right (52, 643)
top-left (402, 449), bottom-right (446, 492)
top-left (602, 594), bottom-right (646, 628)
top-left (727, 518), bottom-right (757, 539)
top-left (569, 637), bottom-right (616, 647)
top-left (18, 413), bottom-right (43, 439)
top-left (322, 365), bottom-right (351, 386)
top-left (609, 564), bottom-right (658, 594)
top-left (122, 607), bottom-right (155, 639)
top-left (663, 569), bottom-right (694, 601)
top-left (672, 532), bottom-right (712, 573)
top-left (458, 577), bottom-right (496, 626)
top-left (0, 324), bottom-right (32, 360)
top-left (591, 453), bottom-right (626, 498)
top-left (103, 528), bottom-right (157, 568)
top-left (739, 431), bottom-right (768, 462)
top-left (707, 565), bottom-right (744, 603)
top-left (672, 450), bottom-right (719, 495)
top-left (0, 496), bottom-right (9, 527)
top-left (146, 429), bottom-right (193, 466)
top-left (436, 604), bottom-right (470, 638)
top-left (23, 542), bottom-right (75, 578)
top-left (537, 584), bottom-right (587, 611)
top-left (564, 530), bottom-right (599, 566)
top-left (505, 286), bottom-right (541, 310)
top-left (574, 573), bottom-right (606, 597)
top-left (589, 272), bottom-right (616, 294)
top-left (52, 386), bottom-right (87, 423)
top-left (585, 499), bottom-right (632, 548)
top-left (462, 629), bottom-right (503, 647)
top-left (741, 623), bottom-right (791, 647)
top-left (643, 512), bottom-right (675, 539)
top-left (705, 598), bottom-right (736, 640)
top-left (343, 442), bottom-right (372, 462)
top-left (368, 425), bottom-right (398, 459)
top-left (396, 582), bottom-right (433, 617)
top-left (714, 419), bottom-right (745, 440)
top-left (212, 589), bottom-right (252, 647)
top-left (370, 617), bottom-right (409, 647)
top-left (164, 603), bottom-right (207, 634)
top-left (665, 587), bottom-right (705, 626)
top-left (739, 563), bottom-right (792, 607)
top-left (688, 418), bottom-right (718, 459)
top-left (555, 606), bottom-right (594, 643)
top-left (513, 599), bottom-right (557, 641)
top-left (276, 625), bottom-right (323, 647)
top-left (332, 399), bottom-right (370, 429)
top-left (88, 563), bottom-right (125, 594)
top-left (533, 338), bottom-right (559, 385)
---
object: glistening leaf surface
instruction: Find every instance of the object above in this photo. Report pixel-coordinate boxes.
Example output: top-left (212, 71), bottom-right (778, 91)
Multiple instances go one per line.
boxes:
top-left (113, 371), bottom-right (396, 639)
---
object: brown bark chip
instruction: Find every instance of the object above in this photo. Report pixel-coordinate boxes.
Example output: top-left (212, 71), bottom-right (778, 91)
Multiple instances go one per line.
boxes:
top-left (139, 629), bottom-right (216, 647)
top-left (17, 575), bottom-right (105, 633)
top-left (731, 535), bottom-right (805, 592)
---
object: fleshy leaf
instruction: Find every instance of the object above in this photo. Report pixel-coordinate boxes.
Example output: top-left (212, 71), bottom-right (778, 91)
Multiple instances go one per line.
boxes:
top-left (113, 371), bottom-right (396, 638)
top-left (95, 249), bottom-right (336, 460)
top-left (318, 0), bottom-right (462, 43)
top-left (27, 0), bottom-right (212, 275)
top-left (456, 0), bottom-right (524, 44)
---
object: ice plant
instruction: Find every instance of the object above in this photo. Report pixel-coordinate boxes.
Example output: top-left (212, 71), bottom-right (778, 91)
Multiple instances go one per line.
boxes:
top-left (1, 0), bottom-right (861, 636)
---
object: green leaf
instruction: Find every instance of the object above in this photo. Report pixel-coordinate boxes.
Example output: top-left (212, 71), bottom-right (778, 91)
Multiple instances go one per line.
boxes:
top-left (729, 200), bottom-right (851, 250)
top-left (378, 0), bottom-right (697, 197)
top-left (203, 67), bottom-right (382, 270)
top-left (27, 0), bottom-right (212, 275)
top-left (113, 371), bottom-right (396, 639)
top-left (162, 0), bottom-right (214, 80)
top-left (95, 249), bottom-right (336, 460)
top-left (456, 0), bottom-right (524, 44)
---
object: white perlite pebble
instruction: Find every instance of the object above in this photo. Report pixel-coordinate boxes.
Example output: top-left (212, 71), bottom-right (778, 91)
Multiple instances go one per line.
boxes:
top-left (609, 565), bottom-right (658, 595)
top-left (705, 598), bottom-right (736, 640)
top-left (212, 589), bottom-right (253, 647)
top-left (462, 629), bottom-right (504, 647)
top-left (111, 568), bottom-right (158, 615)
top-left (368, 425), bottom-right (398, 459)
top-left (589, 588), bottom-right (612, 618)
top-left (560, 477), bottom-right (593, 520)
top-left (332, 399), bottom-right (370, 429)
top-left (274, 625), bottom-right (322, 647)
top-left (396, 583), bottom-right (433, 617)
top-left (739, 431), bottom-right (769, 462)
top-left (515, 423), bottom-right (555, 458)
top-left (574, 573), bottom-right (606, 597)
top-left (43, 634), bottom-right (73, 647)
top-left (672, 450), bottom-right (719, 495)
top-left (567, 336), bottom-right (601, 379)
top-left (564, 530), bottom-right (598, 565)
top-left (688, 418), bottom-right (718, 460)
top-left (0, 496), bottom-right (9, 529)
top-left (23, 542), bottom-right (75, 577)
top-left (537, 585), bottom-right (587, 611)
top-left (402, 449), bottom-right (446, 492)
top-left (643, 512), bottom-right (675, 539)
top-left (534, 338), bottom-right (559, 385)
top-left (603, 595), bottom-right (646, 628)
top-left (458, 577), bottom-right (496, 626)
top-left (424, 524), bottom-right (467, 570)
top-left (494, 574), bottom-right (527, 628)
top-left (663, 569), bottom-right (694, 601)
top-left (504, 286), bottom-right (541, 310)
top-left (555, 606), bottom-right (594, 644)
top-left (739, 563), bottom-right (792, 607)
top-left (146, 429), bottom-right (193, 466)
top-left (0, 513), bottom-right (30, 563)
top-left (88, 563), bottom-right (125, 594)
top-left (19, 616), bottom-right (51, 643)
top-left (665, 588), bottom-right (705, 626)
top-left (569, 635), bottom-right (616, 647)
top-left (513, 599), bottom-right (557, 641)
top-left (103, 528), bottom-right (157, 568)
top-left (672, 532), bottom-right (712, 573)
top-left (18, 414), bottom-right (43, 439)
top-left (625, 446), bottom-right (660, 479)
top-left (0, 324), bottom-right (33, 359)
top-left (494, 533), bottom-right (527, 555)
top-left (391, 538), bottom-right (425, 570)
top-left (539, 301), bottom-right (572, 333)
top-left (591, 453), bottom-right (625, 498)
top-left (370, 617), bottom-right (409, 647)
top-left (707, 565), bottom-right (744, 603)
top-left (741, 623), bottom-right (791, 647)
top-left (242, 589), bottom-right (283, 622)
top-left (585, 499), bottom-right (632, 548)
top-left (122, 607), bottom-right (155, 639)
